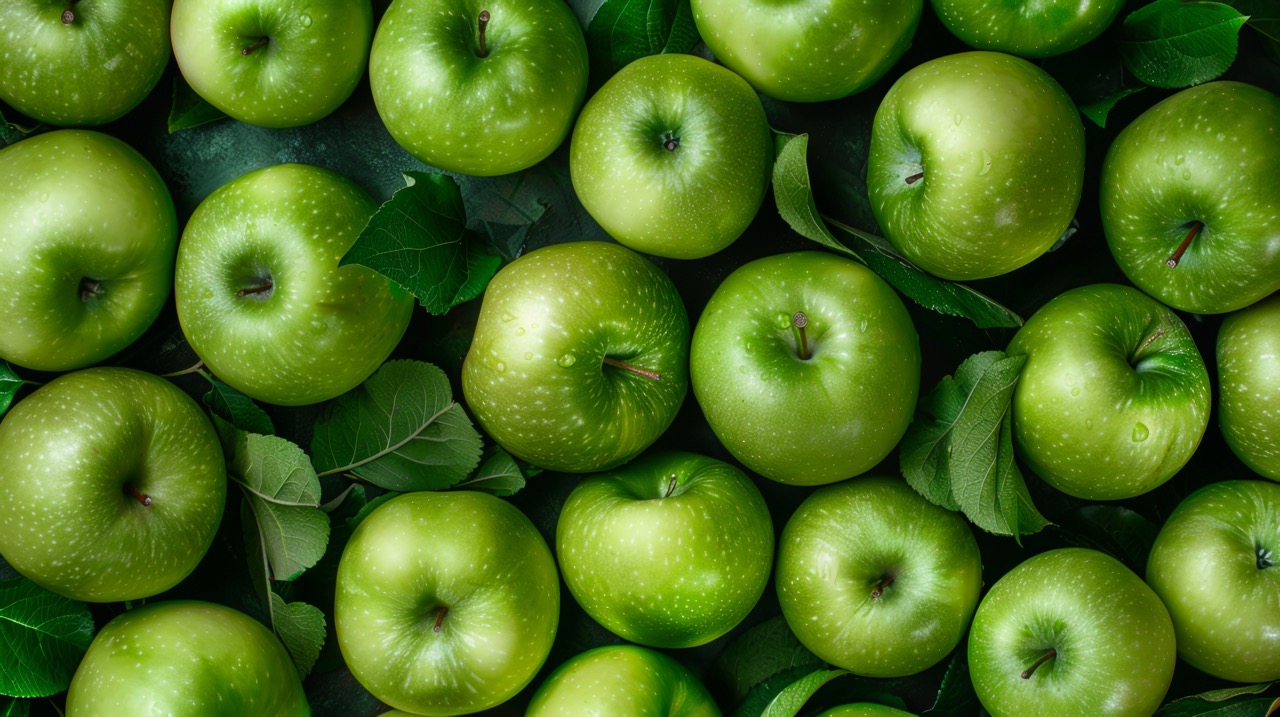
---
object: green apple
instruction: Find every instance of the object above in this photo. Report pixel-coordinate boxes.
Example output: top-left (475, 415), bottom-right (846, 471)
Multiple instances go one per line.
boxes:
top-left (526, 645), bottom-right (720, 717)
top-left (369, 0), bottom-right (588, 176)
top-left (691, 251), bottom-right (919, 486)
top-left (931, 0), bottom-right (1126, 58)
top-left (1008, 284), bottom-right (1209, 501)
top-left (1101, 82), bottom-right (1280, 314)
top-left (556, 451), bottom-right (773, 648)
top-left (0, 368), bottom-right (225, 602)
top-left (0, 129), bottom-right (176, 372)
top-left (170, 0), bottom-right (372, 128)
top-left (569, 53), bottom-right (772, 259)
top-left (867, 51), bottom-right (1085, 280)
top-left (691, 0), bottom-right (922, 102)
top-left (776, 476), bottom-right (982, 678)
top-left (0, 0), bottom-right (169, 126)
top-left (969, 548), bottom-right (1176, 717)
top-left (1218, 293), bottom-right (1280, 479)
top-left (816, 706), bottom-right (914, 717)
top-left (334, 490), bottom-right (559, 716)
top-left (65, 601), bottom-right (307, 715)
top-left (1146, 480), bottom-right (1280, 683)
top-left (175, 163), bottom-right (413, 406)
top-left (462, 241), bottom-right (689, 473)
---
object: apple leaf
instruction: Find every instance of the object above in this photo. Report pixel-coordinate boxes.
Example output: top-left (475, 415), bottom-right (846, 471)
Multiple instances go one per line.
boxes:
top-left (708, 616), bottom-right (824, 708)
top-left (586, 0), bottom-right (702, 86)
top-left (0, 576), bottom-right (94, 698)
top-left (311, 360), bottom-right (484, 492)
top-left (759, 669), bottom-right (850, 717)
top-left (0, 697), bottom-right (28, 717)
top-left (201, 371), bottom-right (274, 436)
top-left (268, 593), bottom-right (326, 679)
top-left (0, 362), bottom-right (28, 418)
top-left (1224, 0), bottom-right (1280, 57)
top-left (167, 74), bottom-right (227, 134)
top-left (772, 132), bottom-right (1023, 330)
top-left (451, 446), bottom-right (527, 497)
top-left (901, 351), bottom-right (1051, 540)
top-left (341, 171), bottom-right (503, 315)
top-left (924, 649), bottom-right (978, 716)
top-left (1122, 0), bottom-right (1249, 89)
top-left (0, 109), bottom-right (44, 149)
top-left (223, 424), bottom-right (330, 582)
top-left (1054, 505), bottom-right (1159, 574)
top-left (1157, 694), bottom-right (1279, 717)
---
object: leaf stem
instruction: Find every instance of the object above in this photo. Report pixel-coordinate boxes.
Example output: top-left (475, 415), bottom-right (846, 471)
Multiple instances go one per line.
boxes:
top-left (161, 360), bottom-right (205, 378)
top-left (1021, 648), bottom-right (1057, 679)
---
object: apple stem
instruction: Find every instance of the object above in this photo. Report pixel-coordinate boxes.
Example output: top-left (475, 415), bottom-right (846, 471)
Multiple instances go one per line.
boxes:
top-left (1021, 648), bottom-right (1057, 679)
top-left (61, 2), bottom-right (77, 24)
top-left (663, 474), bottom-right (678, 498)
top-left (870, 574), bottom-right (895, 599)
top-left (237, 279), bottom-right (273, 298)
top-left (905, 171), bottom-right (924, 185)
top-left (1166, 221), bottom-right (1204, 268)
top-left (603, 357), bottom-right (661, 381)
top-left (241, 36), bottom-right (269, 56)
top-left (432, 606), bottom-right (448, 632)
top-left (792, 312), bottom-right (811, 360)
top-left (477, 10), bottom-right (491, 58)
top-left (662, 133), bottom-right (680, 152)
top-left (79, 277), bottom-right (103, 302)
top-left (124, 483), bottom-right (152, 507)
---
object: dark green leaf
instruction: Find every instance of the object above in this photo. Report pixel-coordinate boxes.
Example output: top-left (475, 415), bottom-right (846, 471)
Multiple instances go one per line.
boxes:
top-left (587, 0), bottom-right (701, 84)
top-left (1122, 0), bottom-right (1249, 89)
top-left (341, 171), bottom-right (498, 315)
top-left (925, 649), bottom-right (978, 716)
top-left (761, 669), bottom-right (850, 717)
top-left (0, 577), bottom-right (94, 698)
top-left (268, 593), bottom-right (325, 679)
top-left (478, 214), bottom-right (545, 263)
top-left (1080, 86), bottom-right (1148, 127)
top-left (1157, 694), bottom-right (1278, 717)
top-left (1044, 48), bottom-right (1147, 128)
top-left (311, 360), bottom-right (483, 492)
top-left (1225, 0), bottom-right (1280, 57)
top-left (345, 492), bottom-right (401, 532)
top-left (708, 616), bottom-right (824, 708)
top-left (1055, 505), bottom-right (1160, 573)
top-left (452, 447), bottom-right (527, 497)
top-left (0, 696), bottom-right (29, 717)
top-left (225, 427), bottom-right (329, 581)
top-left (319, 483), bottom-right (365, 517)
top-left (734, 666), bottom-right (834, 717)
top-left (772, 132), bottom-right (863, 262)
top-left (0, 362), bottom-right (27, 418)
top-left (0, 109), bottom-right (43, 149)
top-left (167, 74), bottom-right (227, 134)
top-left (201, 372), bottom-right (274, 436)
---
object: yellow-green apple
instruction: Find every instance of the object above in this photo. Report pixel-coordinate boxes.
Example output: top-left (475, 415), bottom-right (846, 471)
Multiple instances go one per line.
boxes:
top-left (526, 645), bottom-right (720, 717)
top-left (931, 0), bottom-right (1126, 58)
top-left (1218, 293), bottom-right (1280, 479)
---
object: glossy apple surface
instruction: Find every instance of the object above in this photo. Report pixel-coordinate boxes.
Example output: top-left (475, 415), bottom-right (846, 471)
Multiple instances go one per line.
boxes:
top-left (932, 0), bottom-right (1125, 58)
top-left (691, 251), bottom-right (919, 485)
top-left (1218, 293), bottom-right (1280, 479)
top-left (0, 129), bottom-right (176, 371)
top-left (1008, 284), bottom-right (1210, 500)
top-left (526, 645), bottom-right (720, 717)
top-left (0, 368), bottom-right (225, 602)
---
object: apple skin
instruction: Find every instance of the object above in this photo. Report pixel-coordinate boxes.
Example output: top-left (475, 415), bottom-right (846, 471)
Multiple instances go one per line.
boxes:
top-left (526, 645), bottom-right (721, 717)
top-left (1008, 284), bottom-right (1210, 501)
top-left (690, 251), bottom-right (919, 486)
top-left (0, 129), bottom-right (177, 372)
top-left (556, 451), bottom-right (774, 648)
top-left (175, 163), bottom-right (413, 406)
top-left (931, 0), bottom-right (1126, 58)
top-left (0, 368), bottom-right (225, 602)
top-left (1218, 293), bottom-right (1280, 479)
top-left (776, 476), bottom-right (983, 678)
top-left (1145, 480), bottom-right (1280, 683)
top-left (334, 490), bottom-right (559, 717)
top-left (815, 706), bottom-right (914, 717)
top-left (690, 0), bottom-right (923, 102)
top-left (370, 0), bottom-right (588, 176)
top-left (569, 53), bottom-right (772, 259)
top-left (867, 51), bottom-right (1085, 280)
top-left (65, 601), bottom-right (308, 716)
top-left (171, 0), bottom-right (372, 128)
top-left (0, 0), bottom-right (169, 126)
top-left (1101, 82), bottom-right (1280, 315)
top-left (462, 241), bottom-right (689, 473)
top-left (969, 548), bottom-right (1176, 717)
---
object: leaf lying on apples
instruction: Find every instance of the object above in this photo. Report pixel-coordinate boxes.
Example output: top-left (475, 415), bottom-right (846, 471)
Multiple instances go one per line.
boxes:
top-left (0, 572), bottom-right (94, 698)
top-left (772, 132), bottom-right (1023, 330)
top-left (201, 371), bottom-right (274, 436)
top-left (900, 351), bottom-right (1051, 541)
top-left (586, 0), bottom-right (702, 87)
top-left (1122, 0), bottom-right (1250, 89)
top-left (0, 362), bottom-right (30, 418)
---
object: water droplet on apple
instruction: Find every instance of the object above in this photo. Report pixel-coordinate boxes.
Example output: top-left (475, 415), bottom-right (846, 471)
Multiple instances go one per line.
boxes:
top-left (300, 13), bottom-right (312, 27)
top-left (1175, 154), bottom-right (1186, 165)
top-left (978, 151), bottom-right (992, 176)
top-left (1132, 423), bottom-right (1149, 442)
top-left (495, 362), bottom-right (506, 373)
top-left (38, 192), bottom-right (49, 202)
top-left (953, 114), bottom-right (963, 126)
top-left (501, 312), bottom-right (516, 322)
top-left (515, 327), bottom-right (525, 335)
top-left (557, 354), bottom-right (576, 367)
top-left (737, 365), bottom-right (748, 374)
top-left (1182, 170), bottom-right (1192, 180)
top-left (1071, 387), bottom-right (1080, 396)
top-left (523, 352), bottom-right (533, 360)
top-left (1085, 419), bottom-right (1094, 430)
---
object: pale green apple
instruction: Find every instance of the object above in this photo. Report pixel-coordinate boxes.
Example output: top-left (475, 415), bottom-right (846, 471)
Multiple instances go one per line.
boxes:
top-left (1218, 293), bottom-right (1280, 479)
top-left (526, 645), bottom-right (721, 717)
top-left (932, 0), bottom-right (1126, 58)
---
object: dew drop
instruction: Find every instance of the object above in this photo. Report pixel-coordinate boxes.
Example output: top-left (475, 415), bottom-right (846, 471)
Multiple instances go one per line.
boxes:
top-left (514, 327), bottom-right (525, 336)
top-left (978, 151), bottom-right (992, 176)
top-left (1085, 419), bottom-right (1094, 430)
top-left (501, 312), bottom-right (516, 322)
top-left (1070, 387), bottom-right (1081, 397)
top-left (1132, 423), bottom-right (1149, 442)
top-left (1182, 170), bottom-right (1192, 181)
top-left (953, 114), bottom-right (963, 126)
top-left (523, 352), bottom-right (533, 360)
top-left (557, 354), bottom-right (576, 367)
top-left (299, 13), bottom-right (312, 27)
top-left (737, 365), bottom-right (748, 374)
top-left (1174, 154), bottom-right (1186, 165)
top-left (38, 192), bottom-right (49, 202)
top-left (495, 362), bottom-right (506, 373)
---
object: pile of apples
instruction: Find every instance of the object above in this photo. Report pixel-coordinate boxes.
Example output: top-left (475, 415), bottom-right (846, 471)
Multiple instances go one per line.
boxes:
top-left (0, 0), bottom-right (1277, 716)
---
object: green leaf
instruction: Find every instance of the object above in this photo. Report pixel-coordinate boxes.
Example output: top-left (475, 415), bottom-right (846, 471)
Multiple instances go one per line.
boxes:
top-left (901, 351), bottom-right (1050, 539)
top-left (225, 427), bottom-right (330, 582)
top-left (1122, 0), bottom-right (1250, 89)
top-left (167, 74), bottom-right (227, 134)
top-left (1055, 505), bottom-right (1160, 573)
top-left (924, 649), bottom-right (978, 716)
top-left (1079, 85), bottom-right (1148, 128)
top-left (761, 669), bottom-right (850, 717)
top-left (311, 360), bottom-right (484, 492)
top-left (0, 696), bottom-right (30, 717)
top-left (0, 362), bottom-right (28, 418)
top-left (772, 133), bottom-right (863, 262)
top-left (1225, 0), bottom-right (1280, 57)
top-left (452, 447), bottom-right (527, 496)
top-left (201, 372), bottom-right (274, 436)
top-left (1045, 48), bottom-right (1148, 129)
top-left (341, 171), bottom-right (501, 315)
top-left (708, 615), bottom-right (824, 708)
top-left (0, 577), bottom-right (95, 698)
top-left (1158, 695), bottom-right (1279, 717)
top-left (0, 108), bottom-right (44, 149)
top-left (587, 0), bottom-right (701, 84)
top-left (268, 593), bottom-right (326, 679)
top-left (319, 483), bottom-right (365, 516)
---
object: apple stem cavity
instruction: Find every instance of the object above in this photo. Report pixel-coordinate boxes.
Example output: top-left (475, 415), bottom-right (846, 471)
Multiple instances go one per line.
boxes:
top-left (663, 474), bottom-right (678, 498)
top-left (662, 133), bottom-right (680, 152)
top-left (870, 574), bottom-right (895, 599)
top-left (241, 36), bottom-right (270, 56)
top-left (792, 312), bottom-right (811, 360)
top-left (79, 277), bottom-right (103, 302)
top-left (603, 357), bottom-right (661, 381)
top-left (61, 1), bottom-right (77, 24)
top-left (476, 10), bottom-right (491, 58)
top-left (1021, 648), bottom-right (1057, 679)
top-left (432, 606), bottom-right (448, 633)
top-left (905, 171), bottom-right (925, 185)
top-left (124, 483), bottom-right (152, 507)
top-left (1259, 547), bottom-right (1274, 570)
top-left (1166, 221), bottom-right (1204, 268)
